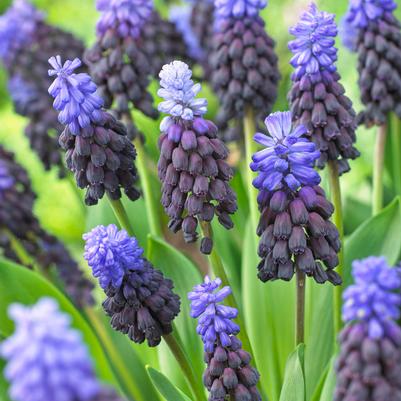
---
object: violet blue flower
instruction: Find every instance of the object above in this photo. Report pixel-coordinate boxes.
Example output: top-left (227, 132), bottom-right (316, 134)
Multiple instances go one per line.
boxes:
top-left (214, 0), bottom-right (267, 21)
top-left (0, 298), bottom-right (100, 401)
top-left (83, 224), bottom-right (144, 290)
top-left (345, 0), bottom-right (397, 28)
top-left (0, 162), bottom-right (14, 193)
top-left (251, 111), bottom-right (321, 193)
top-left (343, 256), bottom-right (401, 339)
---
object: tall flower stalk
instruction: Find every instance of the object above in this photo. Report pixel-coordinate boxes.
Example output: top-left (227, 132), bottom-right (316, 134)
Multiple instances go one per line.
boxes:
top-left (288, 3), bottom-right (360, 335)
top-left (343, 0), bottom-right (401, 213)
top-left (250, 111), bottom-right (342, 344)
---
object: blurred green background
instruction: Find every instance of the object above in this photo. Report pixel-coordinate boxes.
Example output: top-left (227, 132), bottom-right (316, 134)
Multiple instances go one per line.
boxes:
top-left (0, 0), bottom-right (400, 247)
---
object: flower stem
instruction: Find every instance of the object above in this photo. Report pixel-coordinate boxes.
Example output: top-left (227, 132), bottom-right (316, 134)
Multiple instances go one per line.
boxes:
top-left (390, 114), bottom-right (401, 196)
top-left (107, 196), bottom-right (135, 237)
top-left (373, 124), bottom-right (387, 215)
top-left (243, 106), bottom-right (259, 235)
top-left (85, 307), bottom-right (145, 401)
top-left (163, 332), bottom-right (206, 401)
top-left (200, 221), bottom-right (255, 362)
top-left (327, 161), bottom-right (344, 338)
top-left (134, 138), bottom-right (163, 237)
top-left (296, 270), bottom-right (306, 345)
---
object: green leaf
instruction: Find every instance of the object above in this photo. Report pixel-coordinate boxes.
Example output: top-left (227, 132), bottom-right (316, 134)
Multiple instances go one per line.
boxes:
top-left (147, 236), bottom-right (204, 397)
top-left (146, 366), bottom-right (193, 401)
top-left (0, 360), bottom-right (11, 401)
top-left (318, 357), bottom-right (337, 401)
top-left (344, 197), bottom-right (401, 285)
top-left (0, 259), bottom-right (117, 387)
top-left (279, 344), bottom-right (305, 401)
top-left (242, 223), bottom-right (295, 401)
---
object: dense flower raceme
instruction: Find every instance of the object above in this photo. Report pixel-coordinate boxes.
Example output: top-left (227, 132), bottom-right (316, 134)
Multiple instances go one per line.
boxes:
top-left (288, 3), bottom-right (359, 175)
top-left (84, 224), bottom-right (180, 346)
top-left (214, 0), bottom-right (267, 21)
top-left (157, 61), bottom-right (237, 254)
top-left (209, 2), bottom-right (280, 133)
top-left (48, 56), bottom-right (140, 206)
top-left (334, 257), bottom-right (401, 401)
top-left (0, 298), bottom-right (124, 401)
top-left (0, 145), bottom-right (95, 307)
top-left (86, 0), bottom-right (190, 130)
top-left (251, 112), bottom-right (342, 284)
top-left (344, 0), bottom-right (401, 126)
top-left (189, 277), bottom-right (261, 401)
top-left (0, 0), bottom-right (86, 176)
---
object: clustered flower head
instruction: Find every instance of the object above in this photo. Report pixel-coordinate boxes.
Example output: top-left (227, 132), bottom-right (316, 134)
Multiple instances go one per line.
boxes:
top-left (344, 0), bottom-right (401, 126)
top-left (157, 61), bottom-right (237, 254)
top-left (0, 298), bottom-right (124, 401)
top-left (0, 145), bottom-right (95, 308)
top-left (251, 111), bottom-right (342, 285)
top-left (334, 256), bottom-right (401, 401)
top-left (84, 224), bottom-right (180, 347)
top-left (48, 56), bottom-right (140, 206)
top-left (96, 0), bottom-right (153, 39)
top-left (209, 0), bottom-right (280, 132)
top-left (288, 3), bottom-right (359, 174)
top-left (189, 276), bottom-right (261, 401)
top-left (1, 0), bottom-right (85, 176)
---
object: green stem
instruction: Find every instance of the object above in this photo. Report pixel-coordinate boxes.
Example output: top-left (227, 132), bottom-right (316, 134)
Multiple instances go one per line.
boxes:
top-left (200, 221), bottom-right (256, 362)
top-left (390, 114), bottom-right (401, 196)
top-left (243, 106), bottom-right (259, 235)
top-left (296, 270), bottom-right (306, 345)
top-left (373, 124), bottom-right (387, 215)
top-left (107, 196), bottom-right (135, 237)
top-left (85, 307), bottom-right (143, 401)
top-left (163, 333), bottom-right (206, 401)
top-left (134, 138), bottom-right (163, 237)
top-left (327, 161), bottom-right (344, 339)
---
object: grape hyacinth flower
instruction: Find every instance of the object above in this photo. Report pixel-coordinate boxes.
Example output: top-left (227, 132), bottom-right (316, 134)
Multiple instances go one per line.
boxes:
top-left (48, 56), bottom-right (140, 206)
top-left (0, 298), bottom-right (124, 401)
top-left (209, 0), bottom-right (280, 132)
top-left (84, 224), bottom-right (180, 346)
top-left (157, 61), bottom-right (237, 254)
top-left (189, 276), bottom-right (261, 401)
top-left (344, 0), bottom-right (401, 126)
top-left (0, 0), bottom-right (86, 176)
top-left (334, 256), bottom-right (401, 401)
top-left (288, 3), bottom-right (360, 175)
top-left (0, 145), bottom-right (95, 308)
top-left (251, 111), bottom-right (342, 284)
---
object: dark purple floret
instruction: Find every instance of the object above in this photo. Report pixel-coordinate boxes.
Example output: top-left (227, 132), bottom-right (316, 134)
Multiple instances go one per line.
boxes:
top-left (344, 0), bottom-right (401, 126)
top-left (334, 256), bottom-right (401, 401)
top-left (209, 14), bottom-right (280, 134)
top-left (48, 56), bottom-right (140, 206)
top-left (189, 277), bottom-right (262, 401)
top-left (288, 3), bottom-right (359, 175)
top-left (157, 61), bottom-right (237, 254)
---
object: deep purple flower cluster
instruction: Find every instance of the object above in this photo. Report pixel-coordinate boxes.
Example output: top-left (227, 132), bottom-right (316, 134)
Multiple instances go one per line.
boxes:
top-left (84, 225), bottom-right (180, 347)
top-left (1, 298), bottom-right (124, 401)
top-left (96, 0), bottom-right (153, 39)
top-left (1, 0), bottom-right (86, 176)
top-left (189, 277), bottom-right (261, 401)
top-left (251, 112), bottom-right (342, 284)
top-left (288, 3), bottom-right (359, 174)
top-left (209, 0), bottom-right (280, 134)
top-left (0, 145), bottom-right (94, 308)
top-left (335, 256), bottom-right (401, 401)
top-left (344, 0), bottom-right (401, 126)
top-left (157, 61), bottom-right (237, 254)
top-left (83, 224), bottom-right (144, 290)
top-left (343, 256), bottom-right (401, 339)
top-left (48, 56), bottom-right (140, 206)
